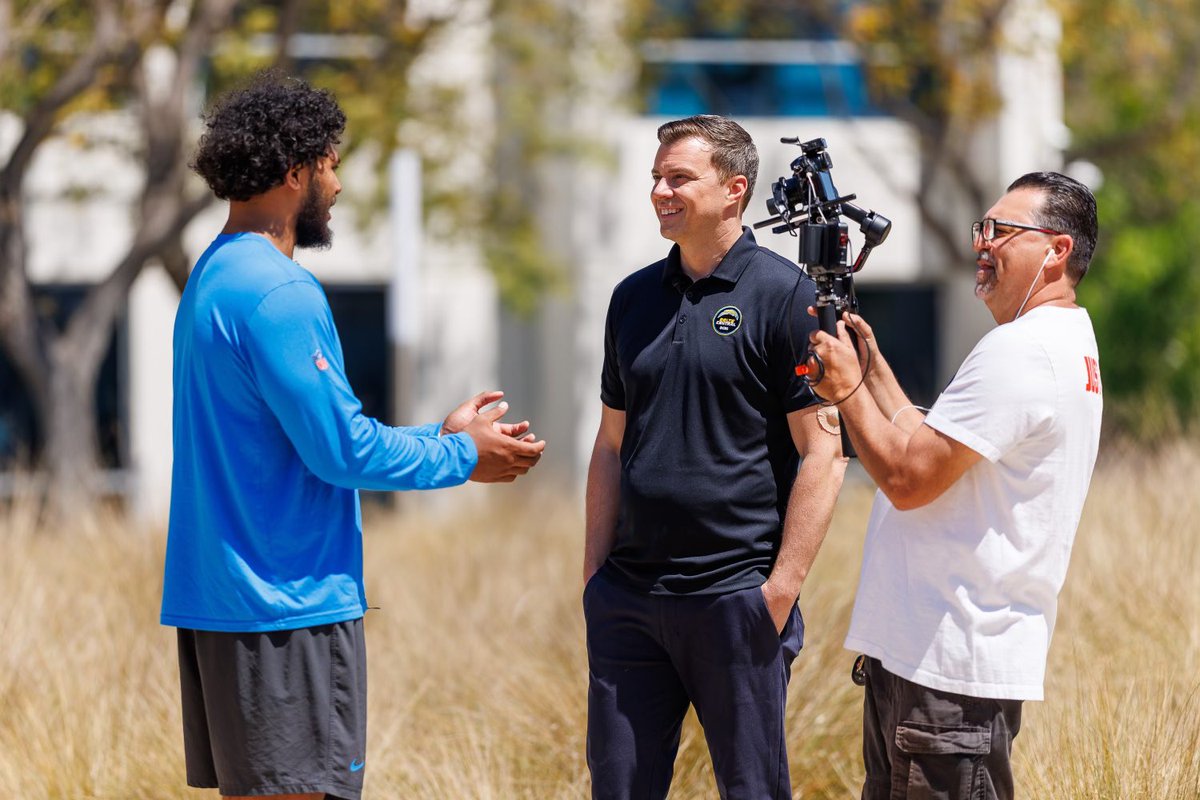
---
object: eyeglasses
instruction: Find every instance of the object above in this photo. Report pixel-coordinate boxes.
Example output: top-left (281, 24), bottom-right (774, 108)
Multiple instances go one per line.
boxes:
top-left (971, 218), bottom-right (1063, 244)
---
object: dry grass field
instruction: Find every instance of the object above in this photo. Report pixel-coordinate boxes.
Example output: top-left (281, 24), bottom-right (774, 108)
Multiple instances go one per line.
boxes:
top-left (1, 442), bottom-right (1198, 799)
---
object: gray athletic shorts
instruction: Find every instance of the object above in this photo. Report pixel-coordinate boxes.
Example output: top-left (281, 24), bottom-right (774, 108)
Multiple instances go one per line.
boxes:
top-left (176, 618), bottom-right (367, 799)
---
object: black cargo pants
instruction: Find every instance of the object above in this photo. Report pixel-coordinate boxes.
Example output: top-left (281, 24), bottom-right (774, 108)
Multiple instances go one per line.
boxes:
top-left (860, 656), bottom-right (1023, 800)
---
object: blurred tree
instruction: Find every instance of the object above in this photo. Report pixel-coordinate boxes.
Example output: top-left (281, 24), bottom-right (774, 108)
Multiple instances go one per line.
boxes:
top-left (631, 0), bottom-right (831, 39)
top-left (819, 0), bottom-right (1016, 267)
top-left (819, 0), bottom-right (1200, 436)
top-left (0, 0), bottom-right (603, 516)
top-left (847, 0), bottom-right (1200, 435)
top-left (485, 0), bottom-right (577, 316)
top-left (1057, 0), bottom-right (1200, 437)
top-left (0, 0), bottom-right (248, 518)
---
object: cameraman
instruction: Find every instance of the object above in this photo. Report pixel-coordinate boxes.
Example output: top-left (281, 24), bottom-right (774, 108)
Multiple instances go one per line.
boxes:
top-left (808, 172), bottom-right (1102, 800)
top-left (582, 115), bottom-right (846, 799)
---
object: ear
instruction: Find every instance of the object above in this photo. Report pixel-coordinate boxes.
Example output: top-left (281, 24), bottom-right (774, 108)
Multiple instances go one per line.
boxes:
top-left (726, 174), bottom-right (748, 209)
top-left (284, 164), bottom-right (306, 191)
top-left (1048, 233), bottom-right (1073, 265)
top-left (1043, 234), bottom-right (1074, 279)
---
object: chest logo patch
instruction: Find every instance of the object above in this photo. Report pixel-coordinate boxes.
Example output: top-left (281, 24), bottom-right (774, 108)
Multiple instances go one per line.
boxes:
top-left (712, 305), bottom-right (742, 336)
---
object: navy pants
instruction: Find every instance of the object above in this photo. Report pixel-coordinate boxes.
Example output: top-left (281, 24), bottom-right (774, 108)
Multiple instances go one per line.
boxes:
top-left (584, 567), bottom-right (804, 800)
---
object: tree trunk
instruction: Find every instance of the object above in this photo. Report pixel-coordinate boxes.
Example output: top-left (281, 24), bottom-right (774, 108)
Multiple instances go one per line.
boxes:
top-left (41, 338), bottom-right (104, 520)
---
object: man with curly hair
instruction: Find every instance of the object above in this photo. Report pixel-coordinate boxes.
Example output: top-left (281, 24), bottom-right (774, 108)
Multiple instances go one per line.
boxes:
top-left (161, 72), bottom-right (545, 800)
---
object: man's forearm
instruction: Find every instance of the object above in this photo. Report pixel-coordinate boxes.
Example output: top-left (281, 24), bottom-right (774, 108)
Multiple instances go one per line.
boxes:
top-left (768, 447), bottom-right (846, 599)
top-left (838, 387), bottom-right (917, 495)
top-left (861, 349), bottom-right (924, 433)
top-left (583, 445), bottom-right (621, 581)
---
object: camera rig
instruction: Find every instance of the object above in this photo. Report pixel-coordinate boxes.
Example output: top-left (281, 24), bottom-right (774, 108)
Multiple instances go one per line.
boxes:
top-left (754, 137), bottom-right (892, 456)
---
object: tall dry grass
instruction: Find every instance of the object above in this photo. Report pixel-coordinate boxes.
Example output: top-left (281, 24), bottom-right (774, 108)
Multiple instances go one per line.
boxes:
top-left (0, 443), bottom-right (1198, 799)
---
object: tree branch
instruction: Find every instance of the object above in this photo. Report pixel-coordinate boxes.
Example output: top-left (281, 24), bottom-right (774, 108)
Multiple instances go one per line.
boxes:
top-left (273, 0), bottom-right (303, 74)
top-left (0, 199), bottom-right (50, 411)
top-left (65, 191), bottom-right (212, 368)
top-left (65, 0), bottom-right (240, 364)
top-left (158, 232), bottom-right (192, 294)
top-left (0, 0), bottom-right (11, 65)
top-left (0, 0), bottom-right (126, 198)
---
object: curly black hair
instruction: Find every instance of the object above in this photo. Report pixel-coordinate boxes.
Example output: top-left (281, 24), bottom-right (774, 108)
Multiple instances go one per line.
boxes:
top-left (191, 71), bottom-right (346, 202)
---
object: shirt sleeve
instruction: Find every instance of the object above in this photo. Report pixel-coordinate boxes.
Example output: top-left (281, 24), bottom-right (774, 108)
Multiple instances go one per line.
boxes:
top-left (242, 280), bottom-right (477, 490)
top-left (771, 274), bottom-right (819, 412)
top-left (399, 422), bottom-right (443, 438)
top-left (924, 330), bottom-right (1056, 462)
top-left (599, 287), bottom-right (626, 410)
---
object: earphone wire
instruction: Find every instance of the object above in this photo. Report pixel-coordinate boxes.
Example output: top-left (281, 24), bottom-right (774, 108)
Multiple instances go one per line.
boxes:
top-left (1013, 249), bottom-right (1053, 322)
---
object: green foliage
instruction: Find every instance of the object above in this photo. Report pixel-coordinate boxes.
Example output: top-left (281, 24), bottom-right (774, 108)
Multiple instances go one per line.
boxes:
top-left (201, 0), bottom-right (593, 315)
top-left (0, 0), bottom-right (600, 313)
top-left (1059, 0), bottom-right (1200, 436)
top-left (1077, 190), bottom-right (1200, 439)
top-left (842, 0), bottom-right (1007, 123)
top-left (632, 0), bottom-right (830, 39)
top-left (0, 1), bottom-right (132, 118)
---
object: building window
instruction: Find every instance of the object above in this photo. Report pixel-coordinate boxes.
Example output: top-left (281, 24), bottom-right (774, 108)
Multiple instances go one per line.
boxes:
top-left (644, 60), bottom-right (878, 118)
top-left (637, 1), bottom-right (880, 118)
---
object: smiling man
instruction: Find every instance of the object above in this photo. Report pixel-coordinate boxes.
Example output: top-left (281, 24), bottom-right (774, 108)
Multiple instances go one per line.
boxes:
top-left (807, 172), bottom-right (1103, 800)
top-left (162, 72), bottom-right (545, 800)
top-left (582, 115), bottom-right (846, 799)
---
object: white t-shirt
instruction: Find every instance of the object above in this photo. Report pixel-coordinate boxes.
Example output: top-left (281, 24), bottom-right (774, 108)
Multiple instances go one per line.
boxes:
top-left (844, 305), bottom-right (1103, 700)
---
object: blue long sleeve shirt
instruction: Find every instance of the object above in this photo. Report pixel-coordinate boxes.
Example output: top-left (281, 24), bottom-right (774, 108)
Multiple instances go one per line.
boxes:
top-left (161, 232), bottom-right (477, 632)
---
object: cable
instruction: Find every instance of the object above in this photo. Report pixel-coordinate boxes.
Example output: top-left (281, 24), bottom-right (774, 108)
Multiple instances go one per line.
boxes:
top-left (890, 404), bottom-right (930, 424)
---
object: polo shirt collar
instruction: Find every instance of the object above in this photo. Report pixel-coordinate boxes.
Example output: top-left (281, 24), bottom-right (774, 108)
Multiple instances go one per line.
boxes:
top-left (660, 227), bottom-right (758, 291)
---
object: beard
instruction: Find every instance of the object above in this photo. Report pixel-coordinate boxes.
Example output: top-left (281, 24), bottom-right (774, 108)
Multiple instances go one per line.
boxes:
top-left (295, 179), bottom-right (333, 250)
top-left (974, 253), bottom-right (996, 298)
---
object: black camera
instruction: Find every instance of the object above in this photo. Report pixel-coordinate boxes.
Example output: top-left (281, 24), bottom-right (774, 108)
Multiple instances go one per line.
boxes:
top-left (755, 137), bottom-right (892, 457)
top-left (755, 137), bottom-right (891, 337)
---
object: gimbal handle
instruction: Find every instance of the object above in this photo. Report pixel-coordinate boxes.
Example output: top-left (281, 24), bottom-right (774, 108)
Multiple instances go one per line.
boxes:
top-left (815, 303), bottom-right (857, 458)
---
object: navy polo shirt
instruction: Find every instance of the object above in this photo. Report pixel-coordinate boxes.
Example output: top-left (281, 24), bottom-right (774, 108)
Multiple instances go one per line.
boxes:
top-left (600, 227), bottom-right (820, 595)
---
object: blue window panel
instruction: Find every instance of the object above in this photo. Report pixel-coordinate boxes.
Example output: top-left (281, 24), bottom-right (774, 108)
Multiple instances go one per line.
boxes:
top-left (644, 62), bottom-right (882, 118)
top-left (652, 64), bottom-right (708, 116)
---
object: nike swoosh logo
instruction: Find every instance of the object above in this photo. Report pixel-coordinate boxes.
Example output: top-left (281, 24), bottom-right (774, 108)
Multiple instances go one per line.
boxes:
top-left (350, 759), bottom-right (365, 772)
